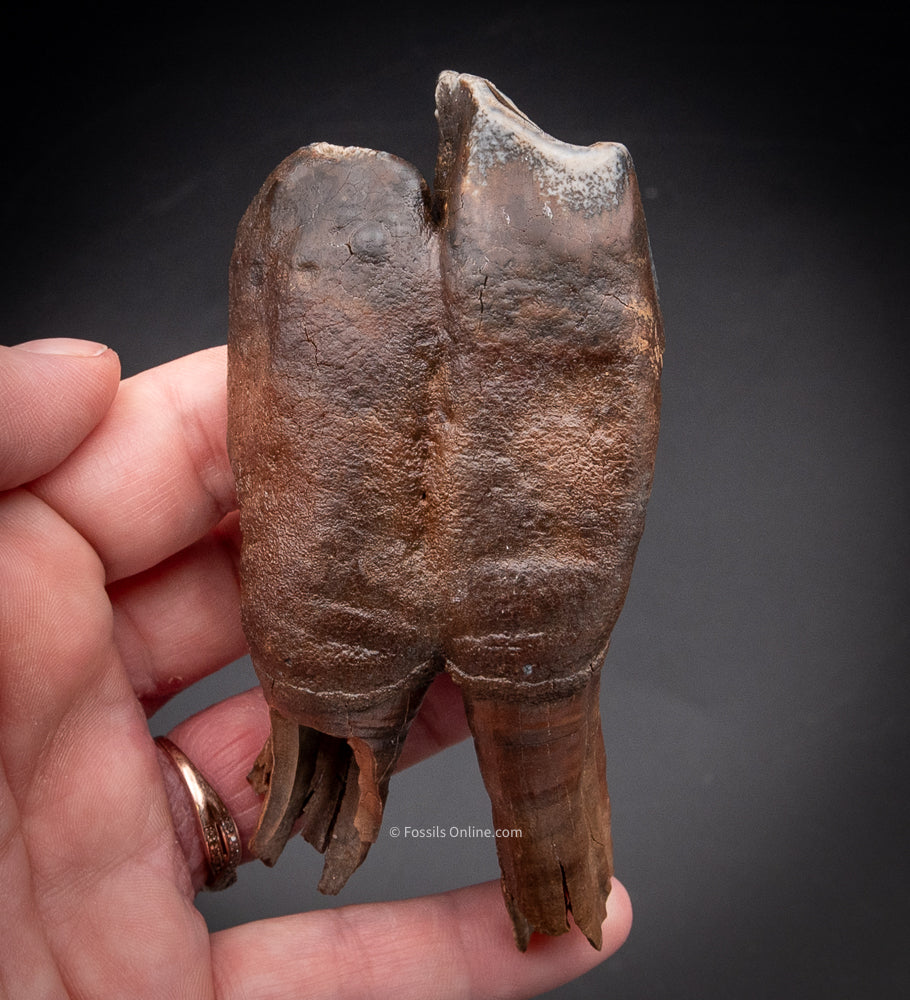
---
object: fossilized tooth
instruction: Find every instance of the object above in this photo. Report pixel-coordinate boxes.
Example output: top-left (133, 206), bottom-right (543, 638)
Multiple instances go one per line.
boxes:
top-left (227, 71), bottom-right (663, 950)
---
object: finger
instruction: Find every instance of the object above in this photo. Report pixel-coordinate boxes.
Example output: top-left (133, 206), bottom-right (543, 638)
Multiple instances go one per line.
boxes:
top-left (157, 689), bottom-right (270, 889)
top-left (30, 345), bottom-right (234, 584)
top-left (0, 488), bottom-right (112, 780)
top-left (110, 511), bottom-right (246, 713)
top-left (210, 878), bottom-right (632, 1000)
top-left (0, 487), bottom-right (215, 996)
top-left (397, 672), bottom-right (471, 769)
top-left (160, 674), bottom-right (470, 888)
top-left (0, 340), bottom-right (120, 491)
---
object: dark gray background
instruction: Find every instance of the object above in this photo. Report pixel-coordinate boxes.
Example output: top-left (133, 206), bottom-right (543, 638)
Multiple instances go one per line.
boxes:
top-left (4, 4), bottom-right (907, 998)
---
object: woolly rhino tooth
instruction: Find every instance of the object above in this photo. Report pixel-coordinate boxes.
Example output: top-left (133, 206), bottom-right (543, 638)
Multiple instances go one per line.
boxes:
top-left (227, 71), bottom-right (662, 946)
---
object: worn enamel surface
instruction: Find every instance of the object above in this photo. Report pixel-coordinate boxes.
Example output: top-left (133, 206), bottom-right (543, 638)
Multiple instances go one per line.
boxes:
top-left (228, 71), bottom-right (663, 950)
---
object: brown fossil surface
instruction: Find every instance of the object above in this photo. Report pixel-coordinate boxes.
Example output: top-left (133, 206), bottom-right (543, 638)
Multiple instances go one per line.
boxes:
top-left (228, 71), bottom-right (663, 950)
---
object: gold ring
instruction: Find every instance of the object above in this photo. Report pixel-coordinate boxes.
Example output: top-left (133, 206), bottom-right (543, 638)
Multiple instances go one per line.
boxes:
top-left (155, 736), bottom-right (241, 891)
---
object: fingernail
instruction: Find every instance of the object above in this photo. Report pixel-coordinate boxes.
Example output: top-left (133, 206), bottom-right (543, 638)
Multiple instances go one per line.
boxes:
top-left (13, 338), bottom-right (109, 357)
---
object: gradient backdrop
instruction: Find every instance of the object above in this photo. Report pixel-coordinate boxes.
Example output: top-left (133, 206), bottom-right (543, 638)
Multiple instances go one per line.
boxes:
top-left (4, 5), bottom-right (907, 998)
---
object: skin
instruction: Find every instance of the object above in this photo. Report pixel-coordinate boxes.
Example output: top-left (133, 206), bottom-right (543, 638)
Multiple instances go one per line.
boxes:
top-left (0, 338), bottom-right (632, 1000)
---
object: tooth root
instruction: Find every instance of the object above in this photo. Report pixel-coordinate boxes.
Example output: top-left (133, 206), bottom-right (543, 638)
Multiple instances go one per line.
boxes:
top-left (247, 673), bottom-right (435, 889)
top-left (247, 709), bottom-right (319, 866)
top-left (458, 671), bottom-right (612, 950)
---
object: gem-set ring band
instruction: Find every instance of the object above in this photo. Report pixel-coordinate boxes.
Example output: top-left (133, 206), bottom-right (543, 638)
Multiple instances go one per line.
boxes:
top-left (155, 736), bottom-right (241, 891)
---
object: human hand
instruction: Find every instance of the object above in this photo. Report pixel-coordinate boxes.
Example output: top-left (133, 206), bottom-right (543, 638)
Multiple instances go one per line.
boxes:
top-left (0, 338), bottom-right (632, 999)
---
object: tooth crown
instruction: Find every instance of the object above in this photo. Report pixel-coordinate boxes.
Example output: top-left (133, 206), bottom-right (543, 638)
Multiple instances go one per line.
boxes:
top-left (228, 71), bottom-right (662, 950)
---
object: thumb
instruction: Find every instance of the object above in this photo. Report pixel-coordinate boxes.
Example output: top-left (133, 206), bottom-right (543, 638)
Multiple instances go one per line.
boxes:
top-left (0, 339), bottom-right (121, 490)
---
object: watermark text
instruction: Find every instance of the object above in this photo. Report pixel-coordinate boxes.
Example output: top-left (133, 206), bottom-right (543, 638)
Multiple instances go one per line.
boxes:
top-left (388, 824), bottom-right (522, 839)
